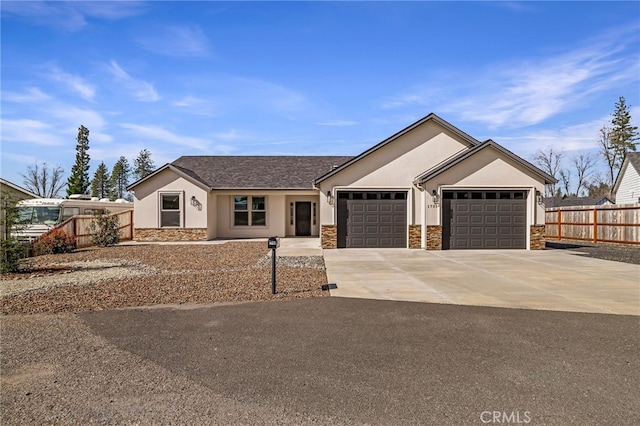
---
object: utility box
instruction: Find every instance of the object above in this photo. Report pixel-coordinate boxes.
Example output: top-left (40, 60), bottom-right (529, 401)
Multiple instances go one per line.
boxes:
top-left (267, 236), bottom-right (280, 249)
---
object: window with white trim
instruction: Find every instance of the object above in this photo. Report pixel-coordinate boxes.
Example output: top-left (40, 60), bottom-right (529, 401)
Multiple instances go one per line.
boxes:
top-left (160, 193), bottom-right (181, 227)
top-left (234, 195), bottom-right (266, 226)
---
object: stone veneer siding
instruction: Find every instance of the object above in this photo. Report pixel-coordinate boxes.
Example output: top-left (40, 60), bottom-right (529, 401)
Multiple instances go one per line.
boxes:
top-left (409, 225), bottom-right (421, 249)
top-left (426, 225), bottom-right (442, 250)
top-left (321, 225), bottom-right (337, 249)
top-left (529, 225), bottom-right (545, 250)
top-left (135, 228), bottom-right (208, 242)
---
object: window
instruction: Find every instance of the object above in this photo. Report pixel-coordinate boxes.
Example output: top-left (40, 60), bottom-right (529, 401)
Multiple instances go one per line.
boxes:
top-left (234, 195), bottom-right (266, 226)
top-left (161, 193), bottom-right (181, 227)
top-left (62, 207), bottom-right (80, 221)
top-left (312, 202), bottom-right (317, 225)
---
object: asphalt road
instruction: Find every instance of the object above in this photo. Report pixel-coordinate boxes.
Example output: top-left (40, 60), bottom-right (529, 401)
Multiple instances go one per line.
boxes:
top-left (68, 298), bottom-right (640, 425)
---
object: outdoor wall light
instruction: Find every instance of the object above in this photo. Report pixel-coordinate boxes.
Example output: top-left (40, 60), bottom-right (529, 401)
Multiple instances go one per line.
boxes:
top-left (190, 195), bottom-right (197, 206)
top-left (326, 190), bottom-right (334, 206)
top-left (535, 189), bottom-right (543, 205)
top-left (431, 189), bottom-right (440, 204)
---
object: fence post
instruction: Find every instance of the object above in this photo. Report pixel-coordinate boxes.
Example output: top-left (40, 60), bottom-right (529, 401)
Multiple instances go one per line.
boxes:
top-left (130, 209), bottom-right (134, 240)
top-left (558, 209), bottom-right (562, 241)
top-left (593, 207), bottom-right (597, 244)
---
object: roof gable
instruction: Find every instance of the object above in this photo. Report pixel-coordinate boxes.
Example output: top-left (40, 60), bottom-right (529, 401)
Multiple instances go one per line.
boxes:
top-left (128, 156), bottom-right (353, 191)
top-left (413, 139), bottom-right (557, 185)
top-left (612, 152), bottom-right (640, 194)
top-left (0, 178), bottom-right (40, 199)
top-left (314, 113), bottom-right (480, 185)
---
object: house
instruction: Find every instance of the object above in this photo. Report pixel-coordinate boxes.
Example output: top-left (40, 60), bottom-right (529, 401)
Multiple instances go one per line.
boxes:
top-left (1, 178), bottom-right (40, 228)
top-left (0, 178), bottom-right (40, 202)
top-left (127, 113), bottom-right (556, 250)
top-left (612, 152), bottom-right (640, 205)
top-left (544, 196), bottom-right (614, 208)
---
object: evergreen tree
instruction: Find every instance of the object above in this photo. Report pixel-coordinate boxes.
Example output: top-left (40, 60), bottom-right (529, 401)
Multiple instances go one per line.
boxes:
top-left (66, 125), bottom-right (91, 196)
top-left (599, 97), bottom-right (638, 191)
top-left (133, 149), bottom-right (155, 180)
top-left (91, 162), bottom-right (111, 199)
top-left (609, 96), bottom-right (638, 163)
top-left (110, 156), bottom-right (131, 200)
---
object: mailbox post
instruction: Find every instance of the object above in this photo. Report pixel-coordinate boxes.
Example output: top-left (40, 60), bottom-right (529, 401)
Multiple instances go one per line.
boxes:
top-left (267, 237), bottom-right (279, 294)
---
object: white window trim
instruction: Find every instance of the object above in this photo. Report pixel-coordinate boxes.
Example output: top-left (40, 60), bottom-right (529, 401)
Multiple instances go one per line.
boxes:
top-left (233, 195), bottom-right (267, 227)
top-left (158, 191), bottom-right (184, 228)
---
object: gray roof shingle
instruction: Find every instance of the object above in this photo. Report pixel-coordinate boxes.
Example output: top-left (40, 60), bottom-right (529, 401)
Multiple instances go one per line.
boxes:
top-left (170, 156), bottom-right (354, 189)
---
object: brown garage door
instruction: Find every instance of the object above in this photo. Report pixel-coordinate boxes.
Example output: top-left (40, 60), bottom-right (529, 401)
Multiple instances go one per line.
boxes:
top-left (337, 192), bottom-right (407, 248)
top-left (442, 191), bottom-right (527, 249)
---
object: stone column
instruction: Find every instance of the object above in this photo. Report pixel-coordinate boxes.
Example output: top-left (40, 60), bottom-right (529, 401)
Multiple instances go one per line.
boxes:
top-left (426, 225), bottom-right (442, 250)
top-left (408, 225), bottom-right (421, 249)
top-left (321, 225), bottom-right (337, 249)
top-left (530, 225), bottom-right (545, 250)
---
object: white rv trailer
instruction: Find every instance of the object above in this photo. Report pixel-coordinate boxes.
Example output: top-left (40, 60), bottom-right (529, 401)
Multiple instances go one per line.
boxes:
top-left (14, 195), bottom-right (133, 241)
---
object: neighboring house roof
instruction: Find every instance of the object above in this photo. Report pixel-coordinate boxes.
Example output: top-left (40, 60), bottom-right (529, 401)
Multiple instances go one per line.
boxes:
top-left (314, 113), bottom-right (481, 185)
top-left (413, 139), bottom-right (557, 185)
top-left (128, 156), bottom-right (354, 191)
top-left (0, 178), bottom-right (40, 199)
top-left (544, 196), bottom-right (614, 208)
top-left (612, 152), bottom-right (640, 195)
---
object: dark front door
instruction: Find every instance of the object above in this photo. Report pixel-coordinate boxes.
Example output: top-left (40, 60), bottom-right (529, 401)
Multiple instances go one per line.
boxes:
top-left (295, 202), bottom-right (311, 236)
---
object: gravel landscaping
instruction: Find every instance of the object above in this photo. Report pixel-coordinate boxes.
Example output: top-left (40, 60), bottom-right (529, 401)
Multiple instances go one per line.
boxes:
top-left (546, 241), bottom-right (640, 264)
top-left (0, 242), bottom-right (328, 315)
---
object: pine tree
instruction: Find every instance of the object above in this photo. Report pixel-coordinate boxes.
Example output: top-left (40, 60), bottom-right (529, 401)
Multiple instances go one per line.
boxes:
top-left (91, 162), bottom-right (111, 199)
top-left (609, 96), bottom-right (638, 164)
top-left (600, 97), bottom-right (639, 190)
top-left (133, 149), bottom-right (155, 180)
top-left (110, 156), bottom-right (131, 200)
top-left (66, 125), bottom-right (91, 196)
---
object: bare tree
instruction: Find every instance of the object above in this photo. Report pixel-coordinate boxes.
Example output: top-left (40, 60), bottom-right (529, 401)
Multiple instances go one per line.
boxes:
top-left (533, 147), bottom-right (563, 197)
top-left (572, 153), bottom-right (597, 196)
top-left (21, 162), bottom-right (65, 198)
top-left (559, 168), bottom-right (572, 197)
top-left (598, 126), bottom-right (617, 189)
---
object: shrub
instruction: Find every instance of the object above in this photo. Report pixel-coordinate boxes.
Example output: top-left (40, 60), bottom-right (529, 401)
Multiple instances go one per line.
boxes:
top-left (33, 229), bottom-right (76, 255)
top-left (1, 193), bottom-right (30, 272)
top-left (1, 237), bottom-right (29, 273)
top-left (88, 210), bottom-right (120, 247)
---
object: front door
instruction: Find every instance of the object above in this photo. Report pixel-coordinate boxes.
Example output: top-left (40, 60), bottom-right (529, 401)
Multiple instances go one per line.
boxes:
top-left (295, 202), bottom-right (311, 236)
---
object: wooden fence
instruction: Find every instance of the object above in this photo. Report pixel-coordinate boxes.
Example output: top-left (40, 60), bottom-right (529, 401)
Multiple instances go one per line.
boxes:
top-left (35, 210), bottom-right (133, 249)
top-left (545, 204), bottom-right (640, 245)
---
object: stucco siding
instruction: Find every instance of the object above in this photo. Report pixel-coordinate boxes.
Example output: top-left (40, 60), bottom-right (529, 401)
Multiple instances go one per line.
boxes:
top-left (214, 190), bottom-right (315, 238)
top-left (317, 121), bottom-right (471, 225)
top-left (420, 148), bottom-right (546, 226)
top-left (615, 165), bottom-right (640, 205)
top-left (132, 168), bottom-right (209, 229)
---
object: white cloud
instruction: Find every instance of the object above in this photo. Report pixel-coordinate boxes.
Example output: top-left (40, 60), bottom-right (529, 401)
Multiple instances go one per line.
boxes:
top-left (119, 123), bottom-right (208, 150)
top-left (2, 87), bottom-right (51, 104)
top-left (48, 66), bottom-right (96, 101)
top-left (1, 1), bottom-right (145, 32)
top-left (172, 96), bottom-right (216, 116)
top-left (383, 24), bottom-right (640, 130)
top-left (106, 61), bottom-right (160, 102)
top-left (136, 25), bottom-right (211, 57)
top-left (0, 119), bottom-right (65, 146)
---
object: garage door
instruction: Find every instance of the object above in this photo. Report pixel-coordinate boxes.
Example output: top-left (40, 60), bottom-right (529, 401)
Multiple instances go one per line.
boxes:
top-left (442, 191), bottom-right (526, 249)
top-left (337, 192), bottom-right (407, 248)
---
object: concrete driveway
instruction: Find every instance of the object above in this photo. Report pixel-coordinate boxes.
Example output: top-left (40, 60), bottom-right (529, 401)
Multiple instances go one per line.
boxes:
top-left (323, 248), bottom-right (640, 315)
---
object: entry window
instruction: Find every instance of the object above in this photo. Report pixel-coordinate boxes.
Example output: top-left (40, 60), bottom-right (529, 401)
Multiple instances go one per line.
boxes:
top-left (161, 193), bottom-right (181, 227)
top-left (234, 195), bottom-right (266, 226)
top-left (312, 202), bottom-right (317, 225)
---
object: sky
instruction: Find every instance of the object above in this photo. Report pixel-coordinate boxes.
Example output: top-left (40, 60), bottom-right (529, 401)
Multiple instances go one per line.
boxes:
top-left (1, 1), bottom-right (639, 195)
